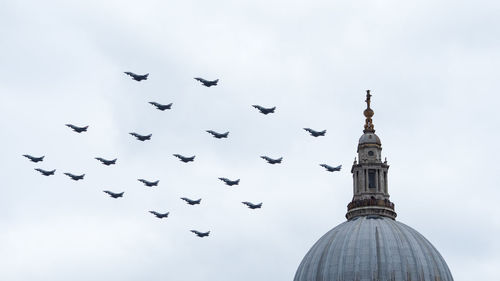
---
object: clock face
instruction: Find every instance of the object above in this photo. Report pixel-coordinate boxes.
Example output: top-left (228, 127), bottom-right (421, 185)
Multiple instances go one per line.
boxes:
top-left (368, 151), bottom-right (374, 156)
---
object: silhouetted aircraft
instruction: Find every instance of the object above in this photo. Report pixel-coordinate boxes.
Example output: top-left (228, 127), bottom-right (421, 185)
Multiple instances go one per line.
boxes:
top-left (252, 105), bottom-right (276, 115)
top-left (242, 201), bottom-right (263, 209)
top-left (149, 102), bottom-right (172, 111)
top-left (65, 124), bottom-right (88, 133)
top-left (218, 177), bottom-right (240, 186)
top-left (149, 211), bottom-right (169, 219)
top-left (64, 173), bottom-right (85, 181)
top-left (23, 154), bottom-right (44, 163)
top-left (130, 132), bottom-right (152, 141)
top-left (304, 128), bottom-right (327, 137)
top-left (103, 190), bottom-right (124, 198)
top-left (261, 156), bottom-right (283, 164)
top-left (138, 179), bottom-right (159, 187)
top-left (206, 130), bottom-right (229, 139)
top-left (194, 77), bottom-right (218, 87)
top-left (35, 168), bottom-right (55, 176)
top-left (173, 154), bottom-right (195, 163)
top-left (320, 164), bottom-right (342, 172)
top-left (124, 72), bottom-right (149, 81)
top-left (181, 197), bottom-right (201, 205)
top-left (191, 230), bottom-right (210, 237)
top-left (95, 157), bottom-right (117, 166)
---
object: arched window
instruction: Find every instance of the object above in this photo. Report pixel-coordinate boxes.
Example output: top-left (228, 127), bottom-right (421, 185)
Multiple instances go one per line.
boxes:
top-left (368, 169), bottom-right (376, 189)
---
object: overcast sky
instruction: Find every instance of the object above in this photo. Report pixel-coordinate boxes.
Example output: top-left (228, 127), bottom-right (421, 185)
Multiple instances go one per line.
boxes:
top-left (1, 0), bottom-right (499, 280)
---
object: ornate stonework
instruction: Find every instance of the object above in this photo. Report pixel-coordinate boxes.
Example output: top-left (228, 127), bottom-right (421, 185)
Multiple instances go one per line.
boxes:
top-left (347, 91), bottom-right (396, 220)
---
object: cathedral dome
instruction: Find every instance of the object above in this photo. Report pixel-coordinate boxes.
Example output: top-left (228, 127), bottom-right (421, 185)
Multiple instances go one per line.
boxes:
top-left (294, 216), bottom-right (453, 281)
top-left (293, 91), bottom-right (454, 281)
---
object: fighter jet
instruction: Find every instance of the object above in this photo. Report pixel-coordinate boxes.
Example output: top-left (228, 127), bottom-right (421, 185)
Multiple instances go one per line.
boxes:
top-left (303, 128), bottom-right (327, 137)
top-left (173, 154), bottom-right (195, 163)
top-left (149, 102), bottom-right (172, 111)
top-left (65, 124), bottom-right (88, 133)
top-left (130, 132), bottom-right (152, 141)
top-left (64, 173), bottom-right (85, 181)
top-left (138, 179), bottom-right (159, 187)
top-left (103, 190), bottom-right (124, 198)
top-left (261, 156), bottom-right (283, 164)
top-left (35, 168), bottom-right (55, 176)
top-left (149, 211), bottom-right (169, 219)
top-left (181, 197), bottom-right (201, 205)
top-left (124, 72), bottom-right (149, 81)
top-left (190, 230), bottom-right (210, 237)
top-left (23, 154), bottom-right (44, 163)
top-left (218, 177), bottom-right (240, 186)
top-left (242, 201), bottom-right (263, 209)
top-left (206, 130), bottom-right (229, 139)
top-left (95, 157), bottom-right (117, 166)
top-left (320, 164), bottom-right (342, 172)
top-left (194, 77), bottom-right (218, 87)
top-left (252, 105), bottom-right (276, 115)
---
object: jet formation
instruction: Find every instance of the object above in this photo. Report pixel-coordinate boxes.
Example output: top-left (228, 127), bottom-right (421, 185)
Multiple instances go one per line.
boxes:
top-left (23, 71), bottom-right (343, 239)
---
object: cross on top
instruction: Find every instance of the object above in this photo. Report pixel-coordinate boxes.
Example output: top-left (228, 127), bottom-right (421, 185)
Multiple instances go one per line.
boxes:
top-left (365, 90), bottom-right (372, 109)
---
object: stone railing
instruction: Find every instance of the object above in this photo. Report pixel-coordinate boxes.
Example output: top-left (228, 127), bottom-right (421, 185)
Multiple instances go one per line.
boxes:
top-left (347, 197), bottom-right (395, 211)
top-left (346, 197), bottom-right (397, 220)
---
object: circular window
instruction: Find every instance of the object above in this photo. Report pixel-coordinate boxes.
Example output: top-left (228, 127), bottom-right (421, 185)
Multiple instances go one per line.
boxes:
top-left (368, 151), bottom-right (374, 156)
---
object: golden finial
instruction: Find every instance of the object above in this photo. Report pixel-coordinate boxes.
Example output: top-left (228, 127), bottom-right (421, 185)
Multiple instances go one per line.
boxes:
top-left (363, 90), bottom-right (375, 133)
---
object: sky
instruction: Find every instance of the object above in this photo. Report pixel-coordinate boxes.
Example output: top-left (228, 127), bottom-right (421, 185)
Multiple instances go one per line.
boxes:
top-left (1, 0), bottom-right (499, 280)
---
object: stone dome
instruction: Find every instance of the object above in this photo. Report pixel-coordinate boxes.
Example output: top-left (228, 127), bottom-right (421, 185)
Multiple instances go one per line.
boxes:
top-left (358, 132), bottom-right (381, 145)
top-left (294, 216), bottom-right (454, 281)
